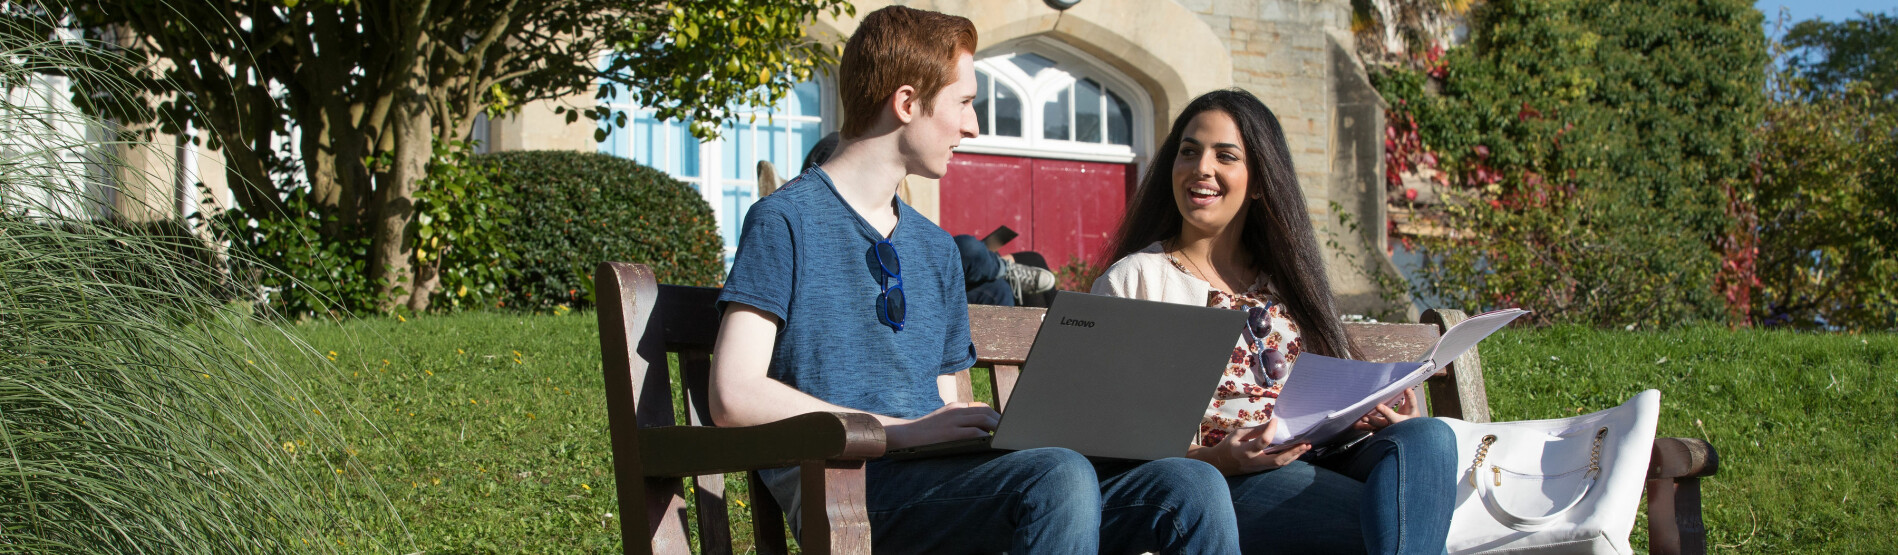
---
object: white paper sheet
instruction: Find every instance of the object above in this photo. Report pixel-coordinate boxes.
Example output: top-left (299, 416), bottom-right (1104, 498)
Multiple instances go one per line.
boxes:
top-left (1270, 356), bottom-right (1429, 445)
top-left (1268, 308), bottom-right (1530, 446)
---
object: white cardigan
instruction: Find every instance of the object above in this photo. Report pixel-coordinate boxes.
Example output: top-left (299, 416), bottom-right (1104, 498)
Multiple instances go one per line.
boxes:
top-left (1092, 241), bottom-right (1236, 303)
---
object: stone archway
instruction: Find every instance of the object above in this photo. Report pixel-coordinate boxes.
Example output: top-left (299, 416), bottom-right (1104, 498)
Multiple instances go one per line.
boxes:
top-left (818, 0), bottom-right (1234, 151)
top-left (819, 1), bottom-right (1236, 268)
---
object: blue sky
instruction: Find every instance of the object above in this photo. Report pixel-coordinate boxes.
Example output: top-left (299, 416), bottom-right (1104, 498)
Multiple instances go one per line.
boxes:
top-left (1754, 0), bottom-right (1892, 37)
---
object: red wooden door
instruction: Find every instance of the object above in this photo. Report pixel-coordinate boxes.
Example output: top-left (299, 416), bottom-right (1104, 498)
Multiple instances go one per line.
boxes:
top-left (938, 152), bottom-right (1128, 273)
top-left (1029, 159), bottom-right (1126, 269)
top-left (936, 153), bottom-right (1035, 254)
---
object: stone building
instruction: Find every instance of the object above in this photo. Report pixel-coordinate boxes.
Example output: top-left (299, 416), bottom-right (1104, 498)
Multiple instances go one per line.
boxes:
top-left (492, 0), bottom-right (1401, 316)
top-left (96, 0), bottom-right (1405, 317)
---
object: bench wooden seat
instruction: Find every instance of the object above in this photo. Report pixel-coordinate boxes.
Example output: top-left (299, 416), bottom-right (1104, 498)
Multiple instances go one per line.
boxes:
top-left (598, 262), bottom-right (1717, 555)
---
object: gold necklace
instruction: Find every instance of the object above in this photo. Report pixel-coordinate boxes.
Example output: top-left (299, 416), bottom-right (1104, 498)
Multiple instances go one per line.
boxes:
top-left (1173, 241), bottom-right (1253, 293)
top-left (1174, 245), bottom-right (1223, 289)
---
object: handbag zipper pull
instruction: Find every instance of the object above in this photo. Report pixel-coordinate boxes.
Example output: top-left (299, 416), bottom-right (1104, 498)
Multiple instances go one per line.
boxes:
top-left (1492, 466), bottom-right (1502, 487)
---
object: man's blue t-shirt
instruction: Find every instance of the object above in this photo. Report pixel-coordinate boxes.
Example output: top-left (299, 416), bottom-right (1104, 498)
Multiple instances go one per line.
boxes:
top-left (718, 167), bottom-right (977, 420)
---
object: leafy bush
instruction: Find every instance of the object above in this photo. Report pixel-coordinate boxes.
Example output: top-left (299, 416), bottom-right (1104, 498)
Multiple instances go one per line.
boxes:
top-left (477, 150), bottom-right (723, 310)
top-left (411, 140), bottom-right (517, 312)
top-left (217, 189), bottom-right (379, 318)
top-left (1378, 0), bottom-right (1766, 327)
top-left (218, 140), bottom-right (515, 317)
top-left (1056, 255), bottom-right (1105, 293)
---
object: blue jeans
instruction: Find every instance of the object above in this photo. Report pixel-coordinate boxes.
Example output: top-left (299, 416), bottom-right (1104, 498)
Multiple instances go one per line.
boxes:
top-left (954, 234), bottom-right (1013, 306)
top-left (1226, 417), bottom-right (1457, 554)
top-left (765, 448), bottom-right (1241, 553)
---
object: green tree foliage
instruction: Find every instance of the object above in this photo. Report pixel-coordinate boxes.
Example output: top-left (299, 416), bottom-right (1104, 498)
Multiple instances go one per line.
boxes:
top-left (1381, 0), bottom-right (1766, 327)
top-left (477, 151), bottom-right (723, 311)
top-left (30, 0), bottom-right (849, 312)
top-left (1755, 85), bottom-right (1897, 329)
top-left (1782, 10), bottom-right (1898, 98)
top-left (1752, 10), bottom-right (1898, 330)
top-left (1350, 0), bottom-right (1475, 64)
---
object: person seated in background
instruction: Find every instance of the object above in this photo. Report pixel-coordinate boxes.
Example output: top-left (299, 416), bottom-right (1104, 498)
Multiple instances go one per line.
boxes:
top-left (953, 226), bottom-right (1054, 307)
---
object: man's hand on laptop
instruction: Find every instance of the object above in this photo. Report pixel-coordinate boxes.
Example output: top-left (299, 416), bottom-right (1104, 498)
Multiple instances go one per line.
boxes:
top-left (884, 402), bottom-right (1000, 450)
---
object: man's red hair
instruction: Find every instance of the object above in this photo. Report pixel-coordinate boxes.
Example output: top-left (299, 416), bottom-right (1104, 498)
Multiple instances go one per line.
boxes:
top-left (836, 6), bottom-right (978, 139)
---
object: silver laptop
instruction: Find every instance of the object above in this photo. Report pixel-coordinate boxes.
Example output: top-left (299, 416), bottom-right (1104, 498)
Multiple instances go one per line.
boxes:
top-left (883, 292), bottom-right (1247, 461)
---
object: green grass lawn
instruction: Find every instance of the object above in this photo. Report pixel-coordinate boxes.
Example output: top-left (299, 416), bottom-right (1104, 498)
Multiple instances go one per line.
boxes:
top-left (265, 312), bottom-right (1897, 553)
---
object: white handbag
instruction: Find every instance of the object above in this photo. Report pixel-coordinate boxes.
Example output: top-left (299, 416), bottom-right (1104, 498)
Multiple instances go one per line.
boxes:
top-left (1440, 389), bottom-right (1661, 555)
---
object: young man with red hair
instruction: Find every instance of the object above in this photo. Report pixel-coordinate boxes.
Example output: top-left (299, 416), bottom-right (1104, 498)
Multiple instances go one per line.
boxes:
top-left (708, 6), bottom-right (1240, 552)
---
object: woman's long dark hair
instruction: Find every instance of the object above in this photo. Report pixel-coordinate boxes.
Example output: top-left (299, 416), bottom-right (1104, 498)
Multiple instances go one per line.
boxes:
top-left (1101, 89), bottom-right (1352, 359)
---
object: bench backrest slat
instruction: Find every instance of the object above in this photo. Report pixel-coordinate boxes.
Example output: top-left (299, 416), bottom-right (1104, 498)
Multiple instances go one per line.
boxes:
top-left (968, 305), bottom-right (1043, 365)
top-left (1343, 322), bottom-right (1443, 364)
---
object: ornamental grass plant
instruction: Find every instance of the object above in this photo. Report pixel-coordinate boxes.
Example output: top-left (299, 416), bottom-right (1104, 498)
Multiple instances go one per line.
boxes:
top-left (1, 9), bottom-right (391, 552)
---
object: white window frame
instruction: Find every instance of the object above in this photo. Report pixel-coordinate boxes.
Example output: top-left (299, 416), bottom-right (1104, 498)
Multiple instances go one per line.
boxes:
top-left (958, 38), bottom-right (1152, 166)
top-left (598, 78), bottom-right (831, 265)
top-left (2, 69), bottom-right (115, 220)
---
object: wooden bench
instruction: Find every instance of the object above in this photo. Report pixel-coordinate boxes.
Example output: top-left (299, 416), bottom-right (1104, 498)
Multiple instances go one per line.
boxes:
top-left (597, 262), bottom-right (1719, 555)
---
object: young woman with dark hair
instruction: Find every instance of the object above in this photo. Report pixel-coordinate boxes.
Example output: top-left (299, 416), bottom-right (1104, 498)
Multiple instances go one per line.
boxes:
top-left (1093, 88), bottom-right (1458, 554)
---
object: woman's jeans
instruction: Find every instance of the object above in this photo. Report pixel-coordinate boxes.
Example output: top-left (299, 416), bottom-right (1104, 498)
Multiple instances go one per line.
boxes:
top-left (1227, 417), bottom-right (1458, 555)
top-left (766, 447), bottom-right (1241, 553)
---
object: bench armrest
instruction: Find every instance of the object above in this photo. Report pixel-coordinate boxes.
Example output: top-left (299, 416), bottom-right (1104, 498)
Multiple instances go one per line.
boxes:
top-left (639, 412), bottom-right (886, 478)
top-left (1645, 437), bottom-right (1718, 555)
top-left (1650, 437), bottom-right (1718, 479)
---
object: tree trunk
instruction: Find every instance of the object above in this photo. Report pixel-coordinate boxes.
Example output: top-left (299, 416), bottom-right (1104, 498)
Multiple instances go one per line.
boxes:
top-left (371, 93), bottom-right (431, 312)
top-left (408, 260), bottom-right (440, 312)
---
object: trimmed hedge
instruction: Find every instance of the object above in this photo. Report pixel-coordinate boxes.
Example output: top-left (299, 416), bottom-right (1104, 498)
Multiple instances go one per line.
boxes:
top-left (476, 151), bottom-right (723, 311)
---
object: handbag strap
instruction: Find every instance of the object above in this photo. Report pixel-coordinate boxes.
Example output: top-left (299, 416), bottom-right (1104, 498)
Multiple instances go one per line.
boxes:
top-left (1467, 427), bottom-right (1608, 530)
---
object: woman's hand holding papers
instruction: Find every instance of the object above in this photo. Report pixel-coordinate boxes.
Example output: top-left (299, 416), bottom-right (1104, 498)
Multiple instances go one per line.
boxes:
top-left (1190, 417), bottom-right (1311, 476)
top-left (1352, 388), bottom-right (1424, 431)
top-left (884, 402), bottom-right (1000, 450)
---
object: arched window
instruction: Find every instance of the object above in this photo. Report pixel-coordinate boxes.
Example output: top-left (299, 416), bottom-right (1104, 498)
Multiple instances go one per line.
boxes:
top-left (599, 79), bottom-right (827, 266)
top-left (962, 43), bottom-right (1148, 164)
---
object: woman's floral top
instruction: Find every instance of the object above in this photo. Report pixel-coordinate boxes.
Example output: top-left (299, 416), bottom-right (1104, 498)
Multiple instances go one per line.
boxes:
top-left (1165, 255), bottom-right (1303, 447)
